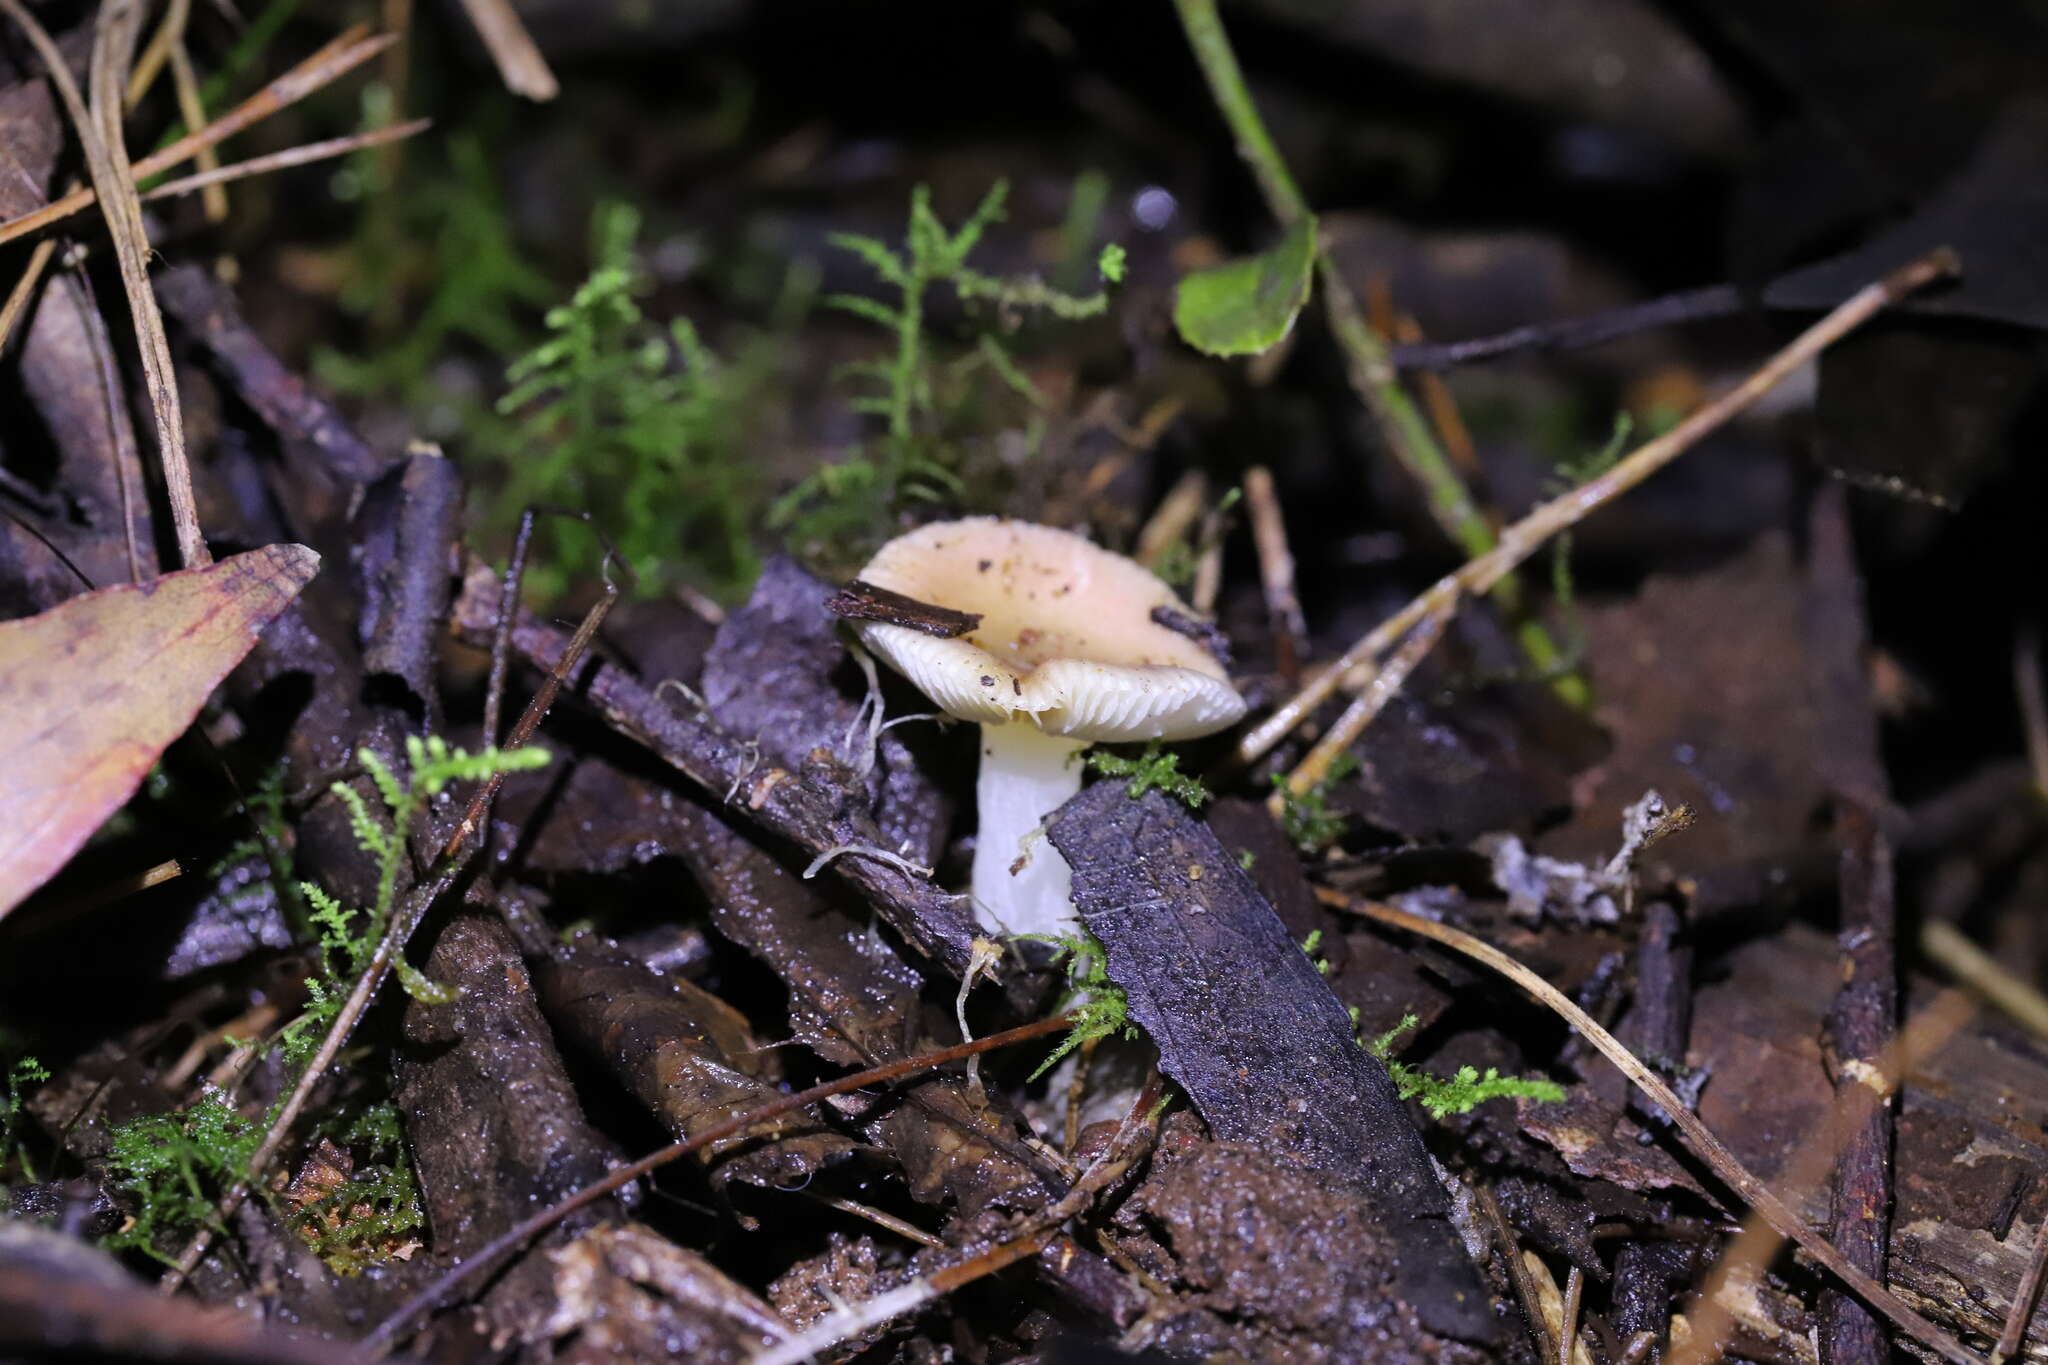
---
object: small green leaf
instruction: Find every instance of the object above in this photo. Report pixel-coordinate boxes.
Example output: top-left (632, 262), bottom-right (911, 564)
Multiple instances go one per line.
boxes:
top-left (1172, 215), bottom-right (1318, 357)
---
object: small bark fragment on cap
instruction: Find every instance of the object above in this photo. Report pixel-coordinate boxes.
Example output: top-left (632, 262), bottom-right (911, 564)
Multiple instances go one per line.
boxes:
top-left (825, 578), bottom-right (983, 638)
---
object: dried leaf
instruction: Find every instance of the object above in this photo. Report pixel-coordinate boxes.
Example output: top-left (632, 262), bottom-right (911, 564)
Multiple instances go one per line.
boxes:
top-left (0, 544), bottom-right (319, 917)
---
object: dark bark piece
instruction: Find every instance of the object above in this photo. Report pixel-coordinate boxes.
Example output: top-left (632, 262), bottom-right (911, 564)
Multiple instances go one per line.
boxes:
top-left (543, 1223), bottom-right (788, 1362)
top-left (1207, 797), bottom-right (1345, 973)
top-left (704, 556), bottom-right (953, 866)
top-left (1047, 783), bottom-right (1496, 1344)
top-left (394, 912), bottom-right (627, 1345)
top-left (155, 264), bottom-right (388, 485)
top-left (355, 449), bottom-right (461, 720)
top-left (1624, 897), bottom-right (1692, 1136)
top-left (1611, 1239), bottom-right (1704, 1347)
top-left (0, 1219), bottom-right (358, 1365)
top-left (1122, 1129), bottom-right (1484, 1364)
top-left (535, 946), bottom-right (861, 1190)
top-left (826, 577), bottom-right (981, 637)
top-left (1149, 604), bottom-right (1232, 669)
top-left (452, 558), bottom-right (983, 976)
top-left (658, 809), bottom-right (1066, 1213)
top-left (1805, 484), bottom-right (1898, 1365)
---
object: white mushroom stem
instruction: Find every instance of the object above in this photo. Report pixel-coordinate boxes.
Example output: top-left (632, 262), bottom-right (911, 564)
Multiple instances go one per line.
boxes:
top-left (971, 722), bottom-right (1089, 940)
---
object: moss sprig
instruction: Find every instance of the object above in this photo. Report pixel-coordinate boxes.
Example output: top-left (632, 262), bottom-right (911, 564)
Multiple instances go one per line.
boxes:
top-left (1365, 1013), bottom-right (1566, 1120)
top-left (1087, 742), bottom-right (1210, 808)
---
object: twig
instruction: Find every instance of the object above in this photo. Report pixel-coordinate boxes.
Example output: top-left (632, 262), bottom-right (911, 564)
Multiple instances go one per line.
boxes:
top-left (748, 1071), bottom-right (1164, 1365)
top-left (0, 236), bottom-right (57, 353)
top-left (2015, 628), bottom-right (2048, 799)
top-left (1272, 597), bottom-right (1450, 808)
top-left (1243, 466), bottom-right (1307, 681)
top-left (123, 0), bottom-right (188, 107)
top-left (164, 39), bottom-right (229, 222)
top-left (1671, 987), bottom-right (1975, 1365)
top-left (1387, 283), bottom-right (1746, 372)
top-left (1483, 1186), bottom-right (1558, 1363)
top-left (362, 1013), bottom-right (1077, 1355)
top-left (1921, 921), bottom-right (2048, 1041)
top-left (138, 119), bottom-right (431, 204)
top-left (451, 563), bottom-right (986, 975)
top-left (378, 0), bottom-right (413, 185)
top-left (0, 26), bottom-right (396, 248)
top-left (157, 588), bottom-right (616, 1292)
top-left (1825, 806), bottom-right (1897, 1365)
top-left (1238, 248), bottom-right (1959, 766)
top-left (91, 0), bottom-right (199, 566)
top-left (0, 0), bottom-right (205, 567)
top-left (453, 0), bottom-right (558, 100)
top-left (1169, 0), bottom-right (1572, 689)
top-left (1995, 1223), bottom-right (2048, 1363)
top-left (70, 258), bottom-right (146, 584)
top-left (1560, 1265), bottom-right (1585, 1365)
top-left (1325, 891), bottom-right (1985, 1365)
top-left (1135, 469), bottom-right (1206, 568)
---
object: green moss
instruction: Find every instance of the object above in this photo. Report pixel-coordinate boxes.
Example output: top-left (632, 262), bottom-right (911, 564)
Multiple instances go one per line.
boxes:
top-left (103, 1093), bottom-right (262, 1265)
top-left (1365, 1014), bottom-right (1566, 1120)
top-left (772, 180), bottom-right (1121, 571)
top-left (1087, 742), bottom-right (1209, 808)
top-left (1025, 928), bottom-right (1137, 1080)
top-left (105, 739), bottom-right (544, 1274)
top-left (283, 1103), bottom-right (424, 1276)
top-left (485, 202), bottom-right (795, 601)
top-left (2, 1054), bottom-right (48, 1181)
top-left (1271, 753), bottom-right (1358, 854)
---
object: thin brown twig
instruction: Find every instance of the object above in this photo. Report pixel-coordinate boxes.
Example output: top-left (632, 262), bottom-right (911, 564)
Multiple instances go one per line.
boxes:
top-left (2015, 627), bottom-right (2048, 799)
top-left (1239, 247), bottom-right (1959, 767)
top-left (158, 587), bottom-right (616, 1292)
top-left (0, 0), bottom-right (206, 568)
top-left (1673, 988), bottom-right (1974, 1365)
top-left (90, 0), bottom-right (206, 567)
top-left (138, 119), bottom-right (431, 205)
top-left (1274, 598), bottom-right (1451, 808)
top-left (1995, 1222), bottom-right (2048, 1363)
top-left (1243, 465), bottom-right (1306, 681)
top-left (164, 39), bottom-right (227, 222)
top-left (1135, 469), bottom-right (1206, 568)
top-left (750, 1070), bottom-right (1166, 1365)
top-left (0, 235), bottom-right (57, 353)
top-left (123, 0), bottom-right (188, 107)
top-left (362, 1012), bottom-right (1078, 1356)
top-left (377, 0), bottom-right (413, 185)
top-left (452, 0), bottom-right (558, 100)
top-left (0, 26), bottom-right (395, 249)
top-left (1921, 921), bottom-right (2048, 1041)
top-left (1483, 1186), bottom-right (1558, 1363)
top-left (1560, 1265), bottom-right (1585, 1365)
top-left (69, 258), bottom-right (146, 584)
top-left (1327, 891), bottom-right (1985, 1365)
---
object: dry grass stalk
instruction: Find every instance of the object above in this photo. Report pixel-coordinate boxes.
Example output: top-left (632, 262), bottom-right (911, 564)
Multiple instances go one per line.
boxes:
top-left (0, 26), bottom-right (397, 248)
top-left (1239, 248), bottom-right (1960, 767)
top-left (1326, 891), bottom-right (1984, 1365)
top-left (454, 0), bottom-right (558, 100)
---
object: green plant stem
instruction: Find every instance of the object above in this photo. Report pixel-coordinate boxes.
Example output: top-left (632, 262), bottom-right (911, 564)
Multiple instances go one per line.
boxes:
top-left (1168, 0), bottom-right (1582, 704)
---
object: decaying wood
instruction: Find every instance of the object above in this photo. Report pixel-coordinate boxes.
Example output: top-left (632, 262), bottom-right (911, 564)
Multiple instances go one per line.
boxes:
top-left (451, 559), bottom-right (985, 977)
top-left (1049, 783), bottom-right (1497, 1345)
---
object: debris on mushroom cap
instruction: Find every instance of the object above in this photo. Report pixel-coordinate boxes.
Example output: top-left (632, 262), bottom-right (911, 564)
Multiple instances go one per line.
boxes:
top-left (850, 517), bottom-right (1248, 742)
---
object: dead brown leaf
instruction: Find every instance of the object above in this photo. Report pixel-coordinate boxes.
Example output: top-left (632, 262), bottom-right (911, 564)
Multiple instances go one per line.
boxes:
top-left (0, 543), bottom-right (319, 916)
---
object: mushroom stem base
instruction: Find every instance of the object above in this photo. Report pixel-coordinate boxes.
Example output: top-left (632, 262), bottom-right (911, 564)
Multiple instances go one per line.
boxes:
top-left (971, 723), bottom-right (1088, 941)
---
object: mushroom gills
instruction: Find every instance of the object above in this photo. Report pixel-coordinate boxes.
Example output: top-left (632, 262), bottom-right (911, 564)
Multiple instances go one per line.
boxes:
top-left (971, 721), bottom-right (1089, 939)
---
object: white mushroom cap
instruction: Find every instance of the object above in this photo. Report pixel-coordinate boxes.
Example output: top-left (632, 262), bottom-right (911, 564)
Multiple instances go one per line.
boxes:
top-left (851, 517), bottom-right (1246, 742)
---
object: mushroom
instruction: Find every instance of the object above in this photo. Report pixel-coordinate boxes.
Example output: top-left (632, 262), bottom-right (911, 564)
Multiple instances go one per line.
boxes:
top-left (848, 517), bottom-right (1246, 940)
